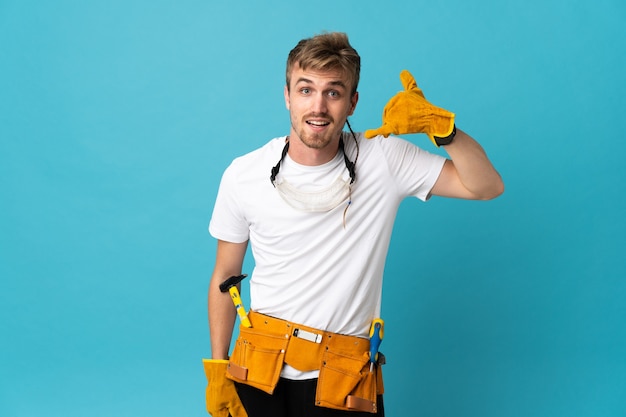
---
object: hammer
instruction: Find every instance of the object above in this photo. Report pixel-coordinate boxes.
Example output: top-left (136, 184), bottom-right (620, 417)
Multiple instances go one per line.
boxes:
top-left (219, 274), bottom-right (252, 328)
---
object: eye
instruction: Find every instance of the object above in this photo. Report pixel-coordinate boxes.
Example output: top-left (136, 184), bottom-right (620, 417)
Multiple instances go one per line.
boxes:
top-left (299, 87), bottom-right (311, 95)
top-left (328, 90), bottom-right (340, 98)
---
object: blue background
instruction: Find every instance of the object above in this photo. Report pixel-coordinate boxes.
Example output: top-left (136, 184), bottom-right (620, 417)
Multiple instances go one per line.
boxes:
top-left (1, 1), bottom-right (625, 416)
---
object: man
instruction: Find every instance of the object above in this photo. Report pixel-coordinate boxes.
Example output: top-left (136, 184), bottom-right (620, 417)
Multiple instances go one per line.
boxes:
top-left (204, 32), bottom-right (503, 417)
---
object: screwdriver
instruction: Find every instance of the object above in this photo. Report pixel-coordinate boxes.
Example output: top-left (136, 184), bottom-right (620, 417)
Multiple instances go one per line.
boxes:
top-left (369, 318), bottom-right (384, 372)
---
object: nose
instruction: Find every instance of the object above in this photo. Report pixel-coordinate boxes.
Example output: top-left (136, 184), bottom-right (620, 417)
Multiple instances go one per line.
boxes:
top-left (311, 92), bottom-right (328, 114)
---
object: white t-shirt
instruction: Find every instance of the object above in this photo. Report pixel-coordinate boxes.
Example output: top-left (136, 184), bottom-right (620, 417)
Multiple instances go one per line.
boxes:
top-left (209, 132), bottom-right (446, 377)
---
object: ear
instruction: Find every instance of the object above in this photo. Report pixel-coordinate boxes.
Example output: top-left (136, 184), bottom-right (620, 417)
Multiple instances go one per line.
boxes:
top-left (284, 85), bottom-right (290, 110)
top-left (348, 92), bottom-right (359, 116)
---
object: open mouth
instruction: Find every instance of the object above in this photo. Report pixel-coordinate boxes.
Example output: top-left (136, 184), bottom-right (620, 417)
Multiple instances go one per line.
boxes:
top-left (306, 120), bottom-right (330, 127)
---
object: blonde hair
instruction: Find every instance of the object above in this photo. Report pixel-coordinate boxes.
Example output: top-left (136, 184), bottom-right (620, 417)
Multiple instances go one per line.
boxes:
top-left (286, 32), bottom-right (361, 95)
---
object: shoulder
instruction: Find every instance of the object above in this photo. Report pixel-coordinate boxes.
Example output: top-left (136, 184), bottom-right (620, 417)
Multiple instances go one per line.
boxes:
top-left (345, 131), bottom-right (433, 161)
top-left (230, 136), bottom-right (287, 167)
top-left (214, 137), bottom-right (286, 210)
top-left (223, 136), bottom-right (287, 180)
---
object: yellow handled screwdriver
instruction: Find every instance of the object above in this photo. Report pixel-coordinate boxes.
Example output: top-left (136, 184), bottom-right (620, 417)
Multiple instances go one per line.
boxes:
top-left (369, 318), bottom-right (384, 372)
top-left (219, 274), bottom-right (252, 328)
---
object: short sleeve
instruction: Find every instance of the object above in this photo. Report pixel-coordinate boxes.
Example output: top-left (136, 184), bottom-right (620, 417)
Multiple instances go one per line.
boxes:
top-left (208, 163), bottom-right (250, 243)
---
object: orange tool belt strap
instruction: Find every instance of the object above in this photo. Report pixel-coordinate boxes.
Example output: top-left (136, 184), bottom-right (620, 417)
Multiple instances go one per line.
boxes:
top-left (227, 311), bottom-right (384, 413)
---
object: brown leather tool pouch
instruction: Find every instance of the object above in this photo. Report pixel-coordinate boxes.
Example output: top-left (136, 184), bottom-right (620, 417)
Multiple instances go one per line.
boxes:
top-left (226, 325), bottom-right (288, 394)
top-left (316, 349), bottom-right (384, 413)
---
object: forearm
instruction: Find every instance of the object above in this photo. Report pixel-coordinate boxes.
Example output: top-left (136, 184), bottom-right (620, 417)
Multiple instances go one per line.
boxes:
top-left (208, 276), bottom-right (238, 359)
top-left (208, 239), bottom-right (248, 359)
top-left (439, 128), bottom-right (504, 200)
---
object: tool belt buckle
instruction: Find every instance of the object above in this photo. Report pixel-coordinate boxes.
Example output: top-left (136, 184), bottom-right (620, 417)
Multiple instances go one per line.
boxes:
top-left (292, 328), bottom-right (322, 344)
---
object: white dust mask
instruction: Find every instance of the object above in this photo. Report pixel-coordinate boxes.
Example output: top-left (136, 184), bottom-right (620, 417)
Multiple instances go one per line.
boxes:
top-left (274, 174), bottom-right (351, 212)
top-left (269, 130), bottom-right (359, 220)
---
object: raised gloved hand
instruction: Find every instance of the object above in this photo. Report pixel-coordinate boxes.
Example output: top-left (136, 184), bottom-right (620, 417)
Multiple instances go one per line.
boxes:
top-left (203, 359), bottom-right (248, 417)
top-left (364, 70), bottom-right (455, 146)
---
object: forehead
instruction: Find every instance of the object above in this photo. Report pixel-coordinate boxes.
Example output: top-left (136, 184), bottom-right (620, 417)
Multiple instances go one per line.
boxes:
top-left (289, 64), bottom-right (351, 89)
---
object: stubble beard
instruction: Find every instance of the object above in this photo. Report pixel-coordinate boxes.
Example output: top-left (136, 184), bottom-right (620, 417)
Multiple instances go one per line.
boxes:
top-left (290, 112), bottom-right (343, 150)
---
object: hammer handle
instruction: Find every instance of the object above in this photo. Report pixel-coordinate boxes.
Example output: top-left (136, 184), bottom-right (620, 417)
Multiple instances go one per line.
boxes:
top-left (229, 286), bottom-right (252, 328)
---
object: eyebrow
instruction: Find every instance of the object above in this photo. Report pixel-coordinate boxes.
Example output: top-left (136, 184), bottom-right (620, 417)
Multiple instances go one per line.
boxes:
top-left (295, 77), bottom-right (347, 89)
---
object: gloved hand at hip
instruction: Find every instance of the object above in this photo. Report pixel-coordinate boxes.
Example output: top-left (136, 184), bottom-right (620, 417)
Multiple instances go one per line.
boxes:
top-left (364, 70), bottom-right (455, 146)
top-left (203, 359), bottom-right (248, 417)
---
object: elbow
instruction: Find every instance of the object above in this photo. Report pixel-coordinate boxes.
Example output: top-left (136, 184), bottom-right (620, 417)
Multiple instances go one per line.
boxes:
top-left (479, 177), bottom-right (505, 200)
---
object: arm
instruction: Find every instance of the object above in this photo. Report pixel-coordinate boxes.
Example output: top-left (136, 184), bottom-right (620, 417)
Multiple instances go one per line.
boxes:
top-left (363, 70), bottom-right (503, 200)
top-left (430, 128), bottom-right (504, 200)
top-left (208, 239), bottom-right (249, 359)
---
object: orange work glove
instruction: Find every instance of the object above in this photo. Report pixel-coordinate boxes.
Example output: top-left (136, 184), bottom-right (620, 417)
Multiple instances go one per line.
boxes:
top-left (203, 359), bottom-right (248, 417)
top-left (364, 70), bottom-right (455, 146)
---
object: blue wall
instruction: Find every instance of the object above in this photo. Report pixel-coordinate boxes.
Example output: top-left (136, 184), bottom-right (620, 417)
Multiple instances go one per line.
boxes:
top-left (1, 1), bottom-right (624, 416)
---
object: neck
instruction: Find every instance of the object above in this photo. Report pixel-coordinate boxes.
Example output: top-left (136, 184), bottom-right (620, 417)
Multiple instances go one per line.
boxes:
top-left (287, 134), bottom-right (342, 166)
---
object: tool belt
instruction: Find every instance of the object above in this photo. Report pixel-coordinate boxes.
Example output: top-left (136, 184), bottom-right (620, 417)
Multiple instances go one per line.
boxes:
top-left (226, 311), bottom-right (384, 413)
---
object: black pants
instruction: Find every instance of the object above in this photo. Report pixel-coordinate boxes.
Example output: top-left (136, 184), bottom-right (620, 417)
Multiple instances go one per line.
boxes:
top-left (235, 378), bottom-right (384, 417)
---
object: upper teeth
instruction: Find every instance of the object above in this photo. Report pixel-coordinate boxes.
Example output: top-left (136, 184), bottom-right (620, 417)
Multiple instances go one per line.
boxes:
top-left (308, 121), bottom-right (329, 126)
